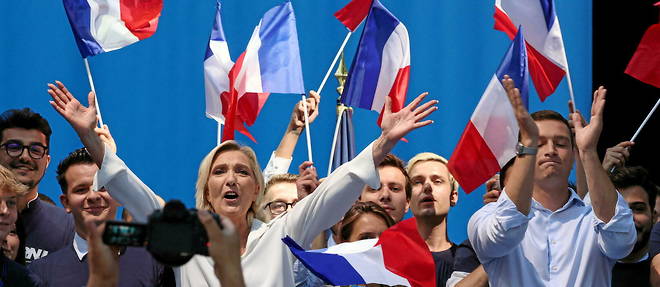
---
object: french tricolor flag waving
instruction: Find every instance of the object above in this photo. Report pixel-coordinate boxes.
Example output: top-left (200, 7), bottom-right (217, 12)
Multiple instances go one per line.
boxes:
top-left (283, 218), bottom-right (435, 287)
top-left (494, 0), bottom-right (566, 100)
top-left (340, 0), bottom-right (410, 125)
top-left (204, 1), bottom-right (233, 124)
top-left (447, 29), bottom-right (529, 194)
top-left (63, 0), bottom-right (163, 58)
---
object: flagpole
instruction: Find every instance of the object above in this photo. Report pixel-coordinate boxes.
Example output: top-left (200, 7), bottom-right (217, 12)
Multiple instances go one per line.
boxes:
top-left (327, 107), bottom-right (345, 177)
top-left (316, 31), bottom-right (352, 95)
top-left (610, 97), bottom-right (660, 173)
top-left (217, 121), bottom-right (222, 146)
top-left (83, 58), bottom-right (105, 127)
top-left (565, 66), bottom-right (577, 113)
top-left (301, 94), bottom-right (313, 163)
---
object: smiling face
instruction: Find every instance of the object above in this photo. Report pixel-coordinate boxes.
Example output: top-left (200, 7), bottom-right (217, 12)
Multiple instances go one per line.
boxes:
top-left (206, 150), bottom-right (260, 221)
top-left (360, 166), bottom-right (409, 222)
top-left (2, 225), bottom-right (19, 260)
top-left (621, 185), bottom-right (654, 252)
top-left (409, 160), bottom-right (457, 219)
top-left (534, 120), bottom-right (574, 186)
top-left (0, 128), bottom-right (50, 191)
top-left (60, 163), bottom-right (118, 235)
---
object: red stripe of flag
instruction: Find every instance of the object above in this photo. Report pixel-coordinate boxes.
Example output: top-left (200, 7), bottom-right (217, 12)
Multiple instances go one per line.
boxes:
top-left (334, 0), bottom-right (373, 32)
top-left (447, 122), bottom-right (501, 193)
top-left (119, 0), bottom-right (163, 40)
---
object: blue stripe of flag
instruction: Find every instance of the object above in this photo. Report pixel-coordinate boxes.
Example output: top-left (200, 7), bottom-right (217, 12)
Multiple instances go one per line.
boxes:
top-left (495, 28), bottom-right (529, 107)
top-left (340, 0), bottom-right (400, 110)
top-left (539, 0), bottom-right (556, 31)
top-left (282, 236), bottom-right (366, 286)
top-left (256, 1), bottom-right (305, 94)
top-left (205, 1), bottom-right (227, 60)
top-left (63, 0), bottom-right (104, 58)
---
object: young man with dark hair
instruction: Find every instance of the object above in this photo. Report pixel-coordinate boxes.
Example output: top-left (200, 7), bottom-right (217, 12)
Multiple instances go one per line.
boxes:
top-left (359, 153), bottom-right (411, 223)
top-left (0, 108), bottom-right (74, 263)
top-left (468, 79), bottom-right (635, 286)
top-left (28, 148), bottom-right (165, 286)
top-left (610, 166), bottom-right (658, 287)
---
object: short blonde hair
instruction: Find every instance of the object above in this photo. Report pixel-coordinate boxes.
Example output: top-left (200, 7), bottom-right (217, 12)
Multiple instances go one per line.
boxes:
top-left (406, 152), bottom-right (459, 192)
top-left (195, 141), bottom-right (266, 224)
top-left (0, 165), bottom-right (28, 196)
top-left (264, 173), bottom-right (298, 196)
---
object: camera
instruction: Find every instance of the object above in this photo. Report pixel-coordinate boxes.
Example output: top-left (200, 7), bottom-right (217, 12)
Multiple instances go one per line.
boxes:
top-left (103, 200), bottom-right (221, 266)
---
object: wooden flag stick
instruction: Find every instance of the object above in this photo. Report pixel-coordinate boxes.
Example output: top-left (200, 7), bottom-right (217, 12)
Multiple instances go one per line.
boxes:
top-left (301, 94), bottom-right (313, 163)
top-left (317, 31), bottom-right (352, 95)
top-left (83, 58), bottom-right (105, 127)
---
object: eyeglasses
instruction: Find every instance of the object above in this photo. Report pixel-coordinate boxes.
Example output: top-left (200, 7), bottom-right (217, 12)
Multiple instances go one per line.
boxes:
top-left (264, 200), bottom-right (296, 215)
top-left (0, 142), bottom-right (49, 159)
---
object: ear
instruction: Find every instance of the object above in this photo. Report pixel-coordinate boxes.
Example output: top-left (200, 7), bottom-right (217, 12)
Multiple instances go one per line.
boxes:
top-left (45, 154), bottom-right (51, 169)
top-left (59, 194), bottom-right (71, 213)
top-left (404, 199), bottom-right (410, 213)
top-left (450, 187), bottom-right (459, 207)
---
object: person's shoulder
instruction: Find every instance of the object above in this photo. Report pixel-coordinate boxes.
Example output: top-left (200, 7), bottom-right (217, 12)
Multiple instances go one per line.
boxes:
top-left (1, 257), bottom-right (40, 287)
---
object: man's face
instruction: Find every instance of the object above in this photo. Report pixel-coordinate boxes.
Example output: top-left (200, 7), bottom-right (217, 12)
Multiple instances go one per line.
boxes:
top-left (60, 163), bottom-right (118, 231)
top-left (0, 188), bottom-right (18, 240)
top-left (360, 166), bottom-right (409, 222)
top-left (262, 182), bottom-right (297, 221)
top-left (534, 120), bottom-right (574, 185)
top-left (621, 185), bottom-right (654, 253)
top-left (0, 128), bottom-right (50, 190)
top-left (409, 161), bottom-right (457, 219)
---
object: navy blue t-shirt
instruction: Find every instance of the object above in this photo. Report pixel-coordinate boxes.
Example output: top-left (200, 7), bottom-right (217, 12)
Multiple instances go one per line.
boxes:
top-left (21, 198), bottom-right (74, 263)
top-left (432, 243), bottom-right (456, 287)
top-left (0, 254), bottom-right (38, 287)
top-left (28, 244), bottom-right (163, 287)
top-left (453, 239), bottom-right (481, 273)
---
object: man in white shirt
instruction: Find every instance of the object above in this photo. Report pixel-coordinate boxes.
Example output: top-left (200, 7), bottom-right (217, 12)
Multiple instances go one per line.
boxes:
top-left (468, 77), bottom-right (636, 286)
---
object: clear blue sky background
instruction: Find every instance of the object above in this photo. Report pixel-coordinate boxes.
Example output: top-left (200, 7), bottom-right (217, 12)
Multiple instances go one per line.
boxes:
top-left (0, 0), bottom-right (591, 243)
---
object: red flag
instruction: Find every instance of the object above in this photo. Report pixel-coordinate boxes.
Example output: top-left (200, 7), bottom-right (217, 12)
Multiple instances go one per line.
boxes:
top-left (334, 0), bottom-right (372, 31)
top-left (221, 52), bottom-right (270, 143)
top-left (625, 4), bottom-right (660, 88)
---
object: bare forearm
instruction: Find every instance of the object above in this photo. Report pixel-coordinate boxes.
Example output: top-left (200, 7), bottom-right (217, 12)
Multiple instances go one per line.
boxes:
top-left (77, 127), bottom-right (106, 167)
top-left (455, 266), bottom-right (489, 287)
top-left (87, 275), bottom-right (117, 287)
top-left (215, 263), bottom-right (246, 287)
top-left (575, 150), bottom-right (588, 199)
top-left (274, 126), bottom-right (302, 159)
top-left (372, 134), bottom-right (395, 166)
top-left (581, 150), bottom-right (617, 222)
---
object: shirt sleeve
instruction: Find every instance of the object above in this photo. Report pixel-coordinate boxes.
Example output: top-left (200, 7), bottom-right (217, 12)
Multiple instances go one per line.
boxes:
top-left (281, 142), bottom-right (380, 248)
top-left (445, 271), bottom-right (470, 287)
top-left (468, 189), bottom-right (533, 263)
top-left (262, 152), bottom-right (293, 184)
top-left (592, 191), bottom-right (637, 260)
top-left (95, 145), bottom-right (162, 223)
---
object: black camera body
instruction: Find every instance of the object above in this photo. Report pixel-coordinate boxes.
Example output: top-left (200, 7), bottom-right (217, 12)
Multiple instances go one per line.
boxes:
top-left (103, 200), bottom-right (220, 266)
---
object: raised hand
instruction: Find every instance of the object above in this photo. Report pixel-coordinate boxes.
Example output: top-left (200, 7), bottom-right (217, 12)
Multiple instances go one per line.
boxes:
top-left (95, 125), bottom-right (117, 154)
top-left (296, 161), bottom-right (319, 199)
top-left (502, 75), bottom-right (538, 146)
top-left (290, 90), bottom-right (321, 131)
top-left (48, 81), bottom-right (97, 134)
top-left (602, 141), bottom-right (634, 171)
top-left (572, 86), bottom-right (607, 153)
top-left (380, 92), bottom-right (437, 142)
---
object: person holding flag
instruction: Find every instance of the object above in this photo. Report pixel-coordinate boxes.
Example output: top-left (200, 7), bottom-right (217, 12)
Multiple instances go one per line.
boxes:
top-left (468, 73), bottom-right (636, 286)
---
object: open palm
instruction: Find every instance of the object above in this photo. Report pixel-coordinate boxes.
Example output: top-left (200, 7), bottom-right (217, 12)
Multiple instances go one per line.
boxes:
top-left (573, 86), bottom-right (606, 153)
top-left (380, 92), bottom-right (437, 142)
top-left (48, 81), bottom-right (98, 133)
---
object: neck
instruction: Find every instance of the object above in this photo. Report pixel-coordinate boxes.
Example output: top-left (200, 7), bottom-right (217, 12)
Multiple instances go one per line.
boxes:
top-left (26, 187), bottom-right (38, 202)
top-left (532, 180), bottom-right (569, 211)
top-left (621, 245), bottom-right (649, 263)
top-left (74, 224), bottom-right (88, 241)
top-left (227, 214), bottom-right (250, 255)
top-left (416, 215), bottom-right (451, 252)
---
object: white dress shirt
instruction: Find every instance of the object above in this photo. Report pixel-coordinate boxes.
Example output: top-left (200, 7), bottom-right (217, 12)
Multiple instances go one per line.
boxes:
top-left (468, 188), bottom-right (636, 287)
top-left (96, 142), bottom-right (380, 287)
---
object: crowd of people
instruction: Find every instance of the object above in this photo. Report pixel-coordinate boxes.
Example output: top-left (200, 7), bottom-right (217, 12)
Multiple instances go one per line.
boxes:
top-left (0, 76), bottom-right (657, 287)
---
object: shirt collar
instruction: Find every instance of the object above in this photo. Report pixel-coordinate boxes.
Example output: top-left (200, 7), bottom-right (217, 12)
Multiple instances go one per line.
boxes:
top-left (25, 193), bottom-right (40, 209)
top-left (73, 232), bottom-right (88, 261)
top-left (531, 187), bottom-right (585, 212)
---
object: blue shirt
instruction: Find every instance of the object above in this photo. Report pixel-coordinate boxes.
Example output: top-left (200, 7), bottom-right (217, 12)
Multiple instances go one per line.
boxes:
top-left (468, 189), bottom-right (636, 287)
top-left (21, 197), bottom-right (75, 263)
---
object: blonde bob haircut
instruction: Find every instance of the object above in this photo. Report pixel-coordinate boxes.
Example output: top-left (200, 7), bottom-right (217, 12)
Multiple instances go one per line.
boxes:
top-left (0, 165), bottom-right (28, 196)
top-left (195, 140), bottom-right (266, 224)
top-left (406, 152), bottom-right (459, 192)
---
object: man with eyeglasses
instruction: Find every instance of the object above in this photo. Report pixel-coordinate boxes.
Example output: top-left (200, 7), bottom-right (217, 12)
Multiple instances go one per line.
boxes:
top-left (0, 108), bottom-right (74, 263)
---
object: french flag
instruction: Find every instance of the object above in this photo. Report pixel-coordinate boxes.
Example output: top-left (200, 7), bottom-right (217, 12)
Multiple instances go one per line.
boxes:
top-left (340, 0), bottom-right (410, 125)
top-left (334, 0), bottom-right (373, 32)
top-left (282, 218), bottom-right (435, 287)
top-left (447, 29), bottom-right (529, 194)
top-left (494, 0), bottom-right (566, 100)
top-left (63, 0), bottom-right (162, 58)
top-left (204, 1), bottom-right (233, 124)
top-left (221, 0), bottom-right (305, 142)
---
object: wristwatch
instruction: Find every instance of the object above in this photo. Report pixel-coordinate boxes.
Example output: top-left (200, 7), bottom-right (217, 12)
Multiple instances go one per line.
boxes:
top-left (516, 142), bottom-right (538, 156)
